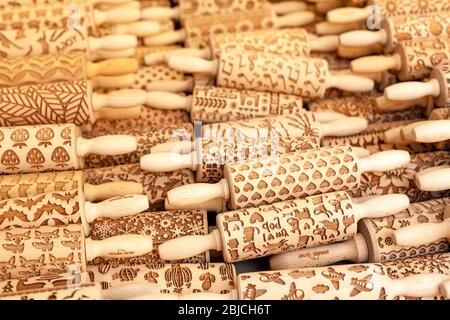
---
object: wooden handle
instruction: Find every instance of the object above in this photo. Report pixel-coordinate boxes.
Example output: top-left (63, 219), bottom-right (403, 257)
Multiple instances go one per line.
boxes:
top-left (88, 35), bottom-right (138, 52)
top-left (327, 7), bottom-right (370, 23)
top-left (84, 181), bottom-right (144, 202)
top-left (144, 92), bottom-right (192, 110)
top-left (76, 135), bottom-right (137, 157)
top-left (313, 111), bottom-right (348, 123)
top-left (94, 105), bottom-right (142, 120)
top-left (315, 21), bottom-right (362, 35)
top-left (166, 179), bottom-right (230, 208)
top-left (269, 233), bottom-right (369, 270)
top-left (150, 141), bottom-right (194, 154)
top-left (103, 282), bottom-right (160, 300)
top-left (158, 229), bottom-right (222, 261)
top-left (385, 79), bottom-right (440, 101)
top-left (84, 195), bottom-right (149, 223)
top-left (393, 219), bottom-right (450, 246)
top-left (91, 74), bottom-right (137, 89)
top-left (113, 21), bottom-right (161, 37)
top-left (375, 95), bottom-right (428, 111)
top-left (144, 30), bottom-right (186, 46)
top-left (141, 6), bottom-right (181, 21)
top-left (415, 166), bottom-right (450, 191)
top-left (92, 89), bottom-right (147, 109)
top-left (89, 48), bottom-right (135, 61)
top-left (351, 54), bottom-right (401, 73)
top-left (145, 78), bottom-right (194, 93)
top-left (145, 48), bottom-right (210, 65)
top-left (85, 58), bottom-right (138, 78)
top-left (140, 152), bottom-right (197, 171)
top-left (165, 197), bottom-right (227, 212)
top-left (275, 11), bottom-right (315, 28)
top-left (328, 74), bottom-right (374, 92)
top-left (85, 234), bottom-right (153, 260)
top-left (340, 30), bottom-right (387, 47)
top-left (440, 280), bottom-right (450, 299)
top-left (168, 56), bottom-right (218, 75)
top-left (94, 7), bottom-right (140, 25)
top-left (271, 1), bottom-right (307, 14)
top-left (320, 117), bottom-right (368, 137)
top-left (383, 121), bottom-right (425, 144)
top-left (354, 194), bottom-right (410, 220)
top-left (412, 120), bottom-right (450, 143)
top-left (387, 274), bottom-right (450, 298)
top-left (309, 35), bottom-right (340, 52)
top-left (359, 150), bottom-right (411, 173)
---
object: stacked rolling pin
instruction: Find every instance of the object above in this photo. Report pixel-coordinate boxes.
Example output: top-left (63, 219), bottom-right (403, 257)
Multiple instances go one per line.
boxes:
top-left (0, 0), bottom-right (449, 301)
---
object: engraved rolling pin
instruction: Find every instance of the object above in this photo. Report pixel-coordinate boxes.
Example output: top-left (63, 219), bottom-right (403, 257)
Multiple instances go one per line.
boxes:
top-left (142, 115), bottom-right (368, 184)
top-left (0, 53), bottom-right (138, 88)
top-left (327, 0), bottom-right (450, 23)
top-left (269, 197), bottom-right (450, 269)
top-left (0, 27), bottom-right (137, 59)
top-left (164, 145), bottom-right (411, 211)
top-left (144, 29), bottom-right (339, 65)
top-left (340, 13), bottom-right (450, 53)
top-left (351, 37), bottom-right (450, 80)
top-left (168, 52), bottom-right (375, 98)
top-left (0, 223), bottom-right (153, 280)
top-left (158, 192), bottom-right (409, 263)
top-left (0, 124), bottom-right (137, 174)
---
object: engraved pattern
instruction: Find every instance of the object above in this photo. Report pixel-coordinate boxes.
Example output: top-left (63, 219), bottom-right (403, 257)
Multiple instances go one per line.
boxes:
top-left (179, 0), bottom-right (270, 19)
top-left (0, 124), bottom-right (79, 174)
top-left (216, 51), bottom-right (329, 99)
top-left (83, 164), bottom-right (194, 211)
top-left (0, 80), bottom-right (91, 126)
top-left (87, 263), bottom-right (236, 295)
top-left (238, 253), bottom-right (450, 300)
top-left (224, 145), bottom-right (361, 210)
top-left (0, 283), bottom-right (100, 300)
top-left (368, 0), bottom-right (450, 18)
top-left (191, 86), bottom-right (304, 123)
top-left (84, 123), bottom-right (193, 168)
top-left (217, 191), bottom-right (357, 262)
top-left (0, 224), bottom-right (85, 281)
top-left (89, 210), bottom-right (209, 265)
top-left (0, 171), bottom-right (80, 200)
top-left (0, 189), bottom-right (81, 230)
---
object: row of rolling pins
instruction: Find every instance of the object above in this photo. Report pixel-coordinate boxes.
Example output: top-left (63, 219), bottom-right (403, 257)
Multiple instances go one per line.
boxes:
top-left (1, 0), bottom-right (450, 300)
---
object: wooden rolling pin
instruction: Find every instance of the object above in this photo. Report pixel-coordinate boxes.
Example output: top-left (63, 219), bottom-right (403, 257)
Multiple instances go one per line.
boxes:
top-left (164, 145), bottom-right (410, 211)
top-left (384, 120), bottom-right (450, 145)
top-left (351, 38), bottom-right (450, 80)
top-left (0, 124), bottom-right (137, 174)
top-left (87, 262), bottom-right (237, 295)
top-left (83, 164), bottom-right (195, 211)
top-left (269, 197), bottom-right (450, 269)
top-left (415, 166), bottom-right (450, 192)
top-left (142, 115), bottom-right (368, 183)
top-left (141, 0), bottom-right (308, 21)
top-left (0, 171), bottom-right (143, 203)
top-left (0, 53), bottom-right (138, 88)
top-left (393, 206), bottom-right (450, 247)
top-left (89, 209), bottom-right (209, 265)
top-left (144, 28), bottom-right (339, 64)
top-left (144, 9), bottom-right (315, 48)
top-left (167, 52), bottom-right (375, 98)
top-left (0, 223), bottom-right (153, 280)
top-left (158, 192), bottom-right (409, 263)
top-left (327, 0), bottom-right (450, 23)
top-left (0, 27), bottom-right (137, 59)
top-left (340, 13), bottom-right (450, 53)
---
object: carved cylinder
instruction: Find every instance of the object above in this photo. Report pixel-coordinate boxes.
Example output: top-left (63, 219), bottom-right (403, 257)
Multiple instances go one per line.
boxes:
top-left (179, 0), bottom-right (270, 20)
top-left (0, 283), bottom-right (101, 300)
top-left (366, 0), bottom-right (450, 18)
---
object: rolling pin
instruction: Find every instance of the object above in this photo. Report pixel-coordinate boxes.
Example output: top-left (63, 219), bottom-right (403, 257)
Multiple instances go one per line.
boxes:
top-left (0, 124), bottom-right (137, 174)
top-left (167, 51), bottom-right (375, 98)
top-left (327, 0), bottom-right (450, 23)
top-left (0, 27), bottom-right (137, 59)
top-left (144, 9), bottom-right (315, 48)
top-left (144, 28), bottom-right (339, 65)
top-left (87, 262), bottom-right (237, 295)
top-left (83, 164), bottom-right (195, 211)
top-left (0, 190), bottom-right (149, 234)
top-left (415, 166), bottom-right (450, 192)
top-left (350, 38), bottom-right (450, 80)
top-left (269, 197), bottom-right (450, 269)
top-left (89, 209), bottom-right (209, 265)
top-left (384, 61), bottom-right (450, 111)
top-left (340, 13), bottom-right (450, 53)
top-left (158, 192), bottom-right (409, 263)
top-left (0, 53), bottom-right (138, 88)
top-left (141, 115), bottom-right (369, 183)
top-left (141, 0), bottom-right (308, 21)
top-left (164, 145), bottom-right (410, 211)
top-left (84, 123), bottom-right (193, 168)
top-left (0, 80), bottom-right (176, 127)
top-left (384, 120), bottom-right (450, 145)
top-left (0, 223), bottom-right (153, 280)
